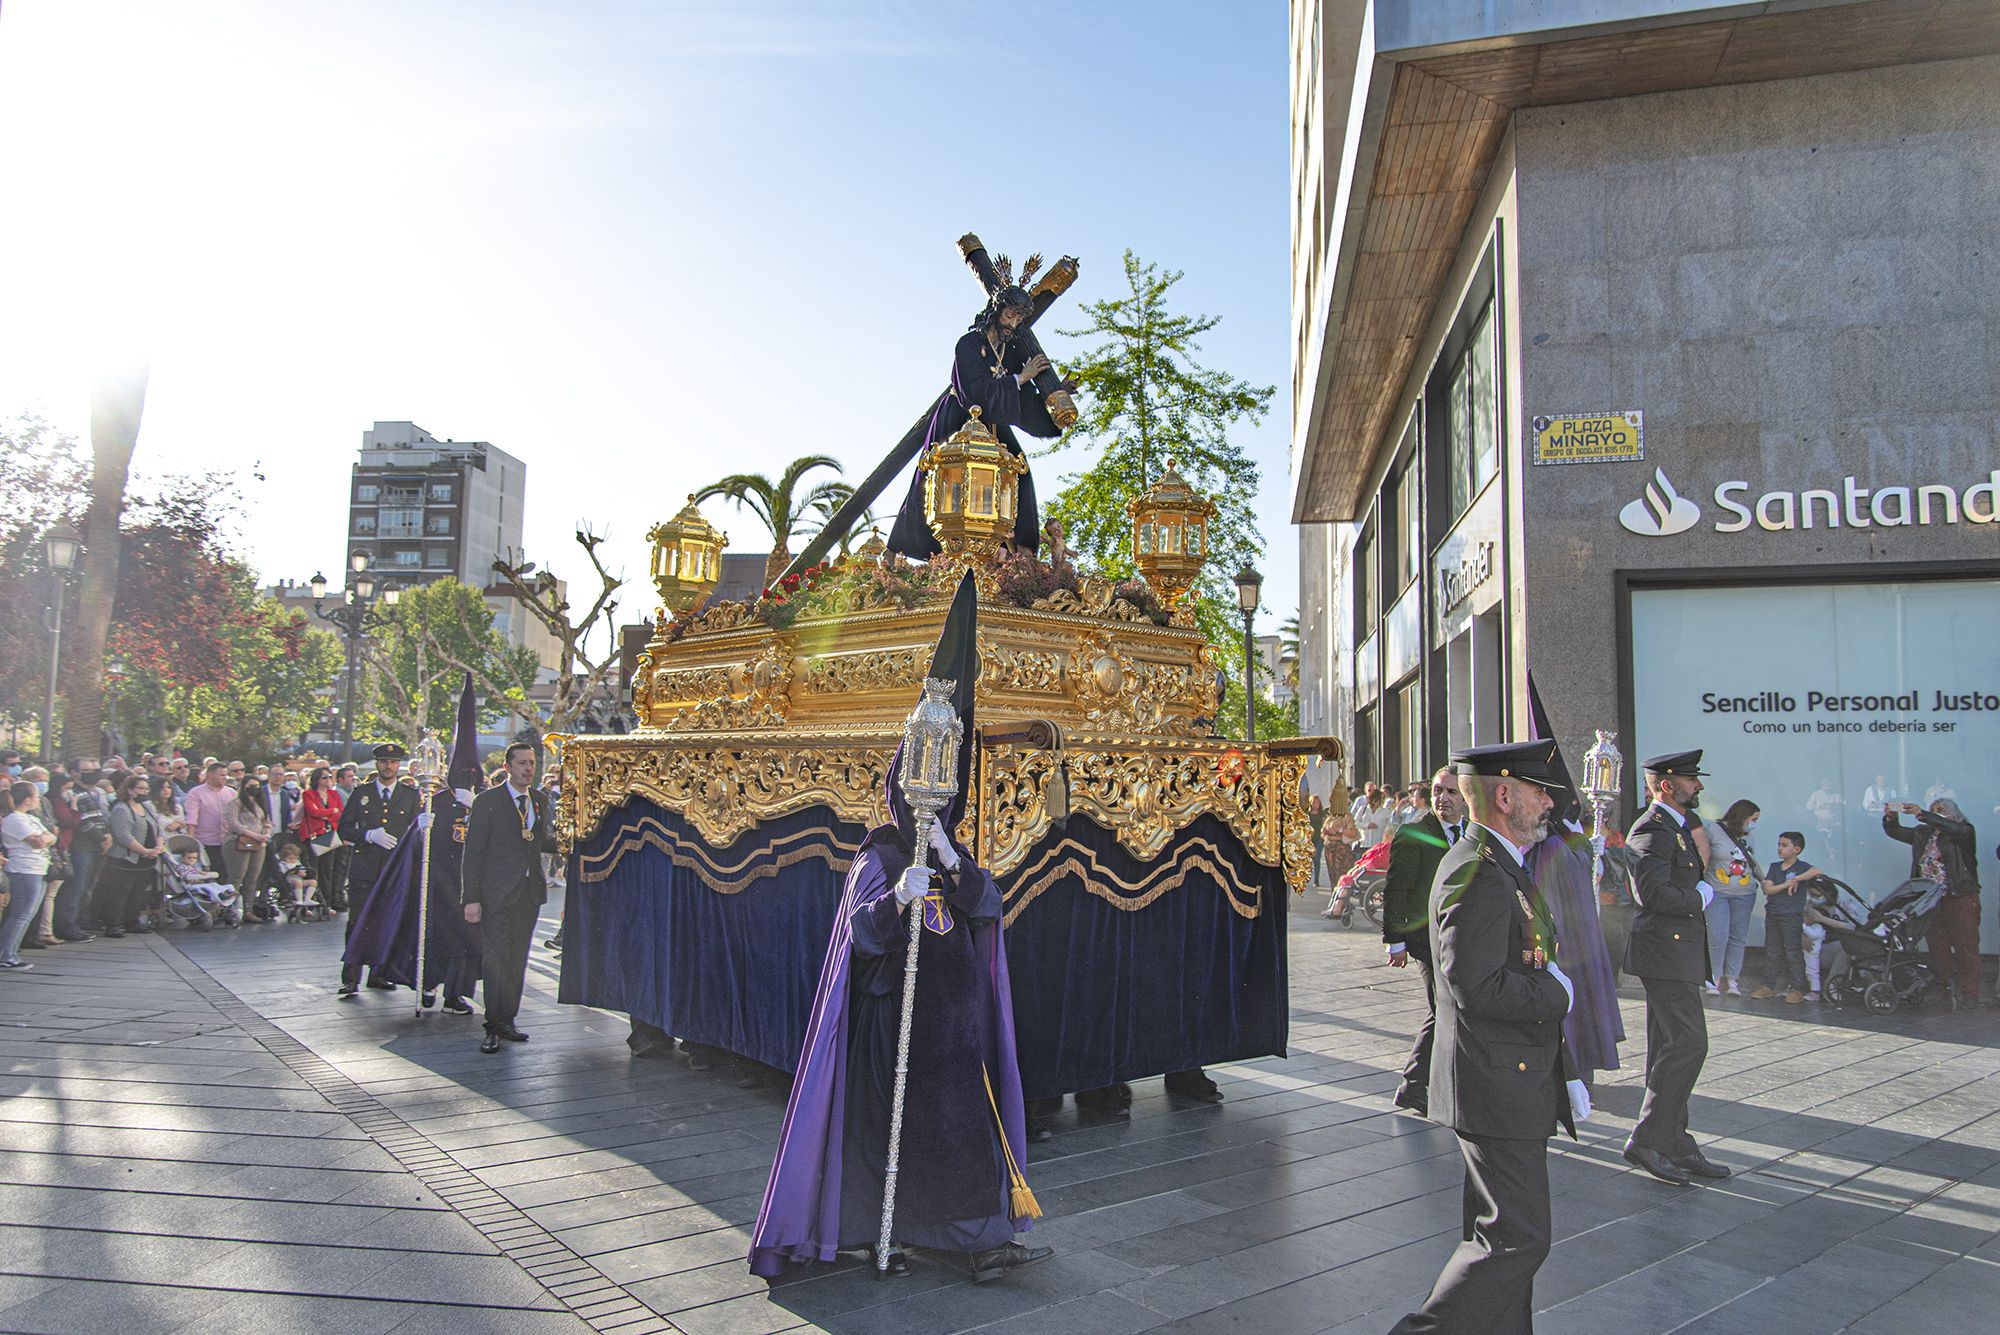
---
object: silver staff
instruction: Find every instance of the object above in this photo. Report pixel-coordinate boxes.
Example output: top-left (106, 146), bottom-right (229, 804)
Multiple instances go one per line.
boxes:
top-left (1581, 729), bottom-right (1624, 899)
top-left (411, 729), bottom-right (446, 1017)
top-left (877, 675), bottom-right (965, 1273)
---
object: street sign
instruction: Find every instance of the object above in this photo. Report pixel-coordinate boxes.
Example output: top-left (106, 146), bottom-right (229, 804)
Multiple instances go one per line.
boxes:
top-left (1532, 411), bottom-right (1643, 465)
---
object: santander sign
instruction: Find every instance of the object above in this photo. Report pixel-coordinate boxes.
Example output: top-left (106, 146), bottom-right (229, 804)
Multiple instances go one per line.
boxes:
top-left (1619, 467), bottom-right (2000, 538)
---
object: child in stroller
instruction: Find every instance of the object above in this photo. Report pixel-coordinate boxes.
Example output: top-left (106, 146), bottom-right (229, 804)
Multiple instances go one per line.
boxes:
top-left (260, 835), bottom-right (331, 923)
top-left (1816, 876), bottom-right (1946, 1014)
top-left (161, 834), bottom-right (242, 929)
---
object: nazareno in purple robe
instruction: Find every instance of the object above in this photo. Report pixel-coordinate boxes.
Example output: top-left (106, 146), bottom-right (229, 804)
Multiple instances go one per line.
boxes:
top-left (746, 801), bottom-right (1033, 1274)
top-left (1527, 827), bottom-right (1625, 1076)
top-left (885, 325), bottom-right (1056, 560)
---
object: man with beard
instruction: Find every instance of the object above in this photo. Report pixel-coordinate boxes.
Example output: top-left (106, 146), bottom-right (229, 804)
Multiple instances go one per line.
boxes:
top-left (1621, 751), bottom-right (1729, 1186)
top-left (336, 743), bottom-right (418, 996)
top-left (1391, 741), bottom-right (1588, 1335)
top-left (886, 258), bottom-right (1077, 561)
top-left (1383, 767), bottom-right (1466, 1117)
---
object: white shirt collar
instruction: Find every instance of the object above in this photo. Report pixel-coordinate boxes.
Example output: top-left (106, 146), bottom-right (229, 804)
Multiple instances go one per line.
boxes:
top-left (1473, 821), bottom-right (1527, 866)
top-left (1651, 799), bottom-right (1689, 829)
top-left (506, 781), bottom-right (533, 801)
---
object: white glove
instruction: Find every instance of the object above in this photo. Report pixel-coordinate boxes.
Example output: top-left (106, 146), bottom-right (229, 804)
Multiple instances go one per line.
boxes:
top-left (1697, 880), bottom-right (1715, 909)
top-left (1566, 1078), bottom-right (1592, 1122)
top-left (927, 821), bottom-right (960, 871)
top-left (454, 788), bottom-right (475, 807)
top-left (1547, 959), bottom-right (1575, 1014)
top-left (414, 812), bottom-right (432, 833)
top-left (896, 864), bottom-right (927, 907)
top-left (1387, 941), bottom-right (1406, 958)
top-left (365, 828), bottom-right (397, 850)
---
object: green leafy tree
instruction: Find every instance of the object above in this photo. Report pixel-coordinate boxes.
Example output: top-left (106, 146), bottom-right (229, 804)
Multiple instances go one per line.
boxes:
top-left (1041, 250), bottom-right (1276, 736)
top-left (359, 578), bottom-right (536, 747)
top-left (695, 455), bottom-right (845, 584)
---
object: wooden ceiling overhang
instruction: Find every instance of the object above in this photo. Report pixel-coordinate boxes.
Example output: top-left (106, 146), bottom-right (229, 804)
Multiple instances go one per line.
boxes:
top-left (1293, 0), bottom-right (2000, 524)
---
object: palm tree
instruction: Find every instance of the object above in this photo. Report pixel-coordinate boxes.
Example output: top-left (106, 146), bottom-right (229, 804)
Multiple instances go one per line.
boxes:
top-left (803, 483), bottom-right (878, 558)
top-left (1278, 612), bottom-right (1301, 690)
top-left (694, 455), bottom-right (845, 584)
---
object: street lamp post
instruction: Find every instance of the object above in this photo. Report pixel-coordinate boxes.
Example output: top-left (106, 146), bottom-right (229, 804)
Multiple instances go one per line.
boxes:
top-left (1234, 564), bottom-right (1263, 743)
top-left (40, 523), bottom-right (83, 763)
top-left (309, 552), bottom-right (400, 763)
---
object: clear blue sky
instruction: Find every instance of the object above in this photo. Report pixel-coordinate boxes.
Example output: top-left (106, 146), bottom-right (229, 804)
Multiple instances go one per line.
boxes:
top-left (0, 0), bottom-right (1298, 632)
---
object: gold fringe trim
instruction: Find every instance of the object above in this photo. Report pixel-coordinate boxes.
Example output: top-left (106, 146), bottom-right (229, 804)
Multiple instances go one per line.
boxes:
top-left (999, 835), bottom-right (1264, 928)
top-left (578, 816), bottom-right (861, 894)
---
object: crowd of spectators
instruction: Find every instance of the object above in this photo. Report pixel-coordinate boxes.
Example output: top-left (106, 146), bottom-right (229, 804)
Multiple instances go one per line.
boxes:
top-left (0, 746), bottom-right (564, 969)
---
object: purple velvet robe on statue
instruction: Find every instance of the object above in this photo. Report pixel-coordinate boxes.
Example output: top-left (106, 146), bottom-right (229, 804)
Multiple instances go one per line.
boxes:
top-left (748, 815), bottom-right (1031, 1275)
top-left (885, 327), bottom-right (1056, 560)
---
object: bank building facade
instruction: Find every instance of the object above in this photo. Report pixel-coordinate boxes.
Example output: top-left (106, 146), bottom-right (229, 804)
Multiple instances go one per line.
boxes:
top-left (1290, 0), bottom-right (2000, 940)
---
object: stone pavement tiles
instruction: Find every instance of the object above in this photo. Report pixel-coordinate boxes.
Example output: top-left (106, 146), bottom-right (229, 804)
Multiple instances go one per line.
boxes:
top-left (7, 896), bottom-right (2000, 1335)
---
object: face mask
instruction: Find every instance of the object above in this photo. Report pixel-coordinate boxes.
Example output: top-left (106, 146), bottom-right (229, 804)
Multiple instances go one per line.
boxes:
top-left (284, 781), bottom-right (299, 792)
top-left (5, 764), bottom-right (19, 777)
top-left (34, 780), bottom-right (49, 795)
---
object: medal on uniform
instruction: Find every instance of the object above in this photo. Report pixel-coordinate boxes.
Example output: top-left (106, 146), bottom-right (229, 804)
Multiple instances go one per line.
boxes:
top-left (520, 798), bottom-right (534, 841)
top-left (1515, 887), bottom-right (1550, 967)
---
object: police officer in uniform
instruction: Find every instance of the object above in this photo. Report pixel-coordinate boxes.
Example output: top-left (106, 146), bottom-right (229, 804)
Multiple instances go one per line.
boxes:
top-left (1392, 741), bottom-right (1589, 1335)
top-left (1621, 751), bottom-right (1730, 1185)
top-left (336, 742), bottom-right (420, 997)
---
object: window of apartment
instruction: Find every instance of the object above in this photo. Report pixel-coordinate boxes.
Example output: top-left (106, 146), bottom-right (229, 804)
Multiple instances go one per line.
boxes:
top-left (1352, 704), bottom-right (1378, 789)
top-left (1380, 419), bottom-right (1422, 597)
top-left (1352, 520), bottom-right (1379, 642)
top-left (352, 514), bottom-right (376, 534)
top-left (428, 482), bottom-right (454, 503)
top-left (426, 513), bottom-right (452, 534)
top-left (378, 507), bottom-right (421, 538)
top-left (1442, 297), bottom-right (1499, 522)
top-left (425, 547), bottom-right (450, 568)
top-left (355, 484), bottom-right (380, 503)
top-left (1388, 674), bottom-right (1423, 788)
top-left (389, 549), bottom-right (420, 567)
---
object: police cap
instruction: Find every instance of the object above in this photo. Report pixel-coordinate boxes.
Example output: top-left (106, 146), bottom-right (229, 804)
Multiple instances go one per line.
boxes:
top-left (1449, 739), bottom-right (1570, 794)
top-left (1641, 749), bottom-right (1707, 777)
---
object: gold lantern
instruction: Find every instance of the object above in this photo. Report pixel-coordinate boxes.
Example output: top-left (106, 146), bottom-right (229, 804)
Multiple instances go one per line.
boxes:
top-left (1127, 456), bottom-right (1218, 614)
top-left (920, 407), bottom-right (1027, 559)
top-left (648, 495), bottom-right (728, 618)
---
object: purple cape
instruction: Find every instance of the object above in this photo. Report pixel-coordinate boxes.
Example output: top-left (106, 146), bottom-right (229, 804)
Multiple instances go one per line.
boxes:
top-left (341, 787), bottom-right (483, 990)
top-left (747, 833), bottom-right (1030, 1276)
top-left (1528, 829), bottom-right (1625, 1074)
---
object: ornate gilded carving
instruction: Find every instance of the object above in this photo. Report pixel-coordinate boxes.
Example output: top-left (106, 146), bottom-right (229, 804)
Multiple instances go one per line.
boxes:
top-left (975, 635), bottom-right (1064, 695)
top-left (1062, 744), bottom-right (1298, 869)
top-left (653, 642), bottom-right (795, 731)
top-left (1070, 633), bottom-right (1213, 736)
top-left (561, 737), bottom-right (892, 851)
top-left (804, 646), bottom-right (926, 695)
top-left (974, 743), bottom-right (1062, 876)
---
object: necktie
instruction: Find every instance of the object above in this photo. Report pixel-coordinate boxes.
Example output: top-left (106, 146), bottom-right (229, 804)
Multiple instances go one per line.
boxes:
top-left (1447, 822), bottom-right (1461, 846)
top-left (517, 793), bottom-right (531, 832)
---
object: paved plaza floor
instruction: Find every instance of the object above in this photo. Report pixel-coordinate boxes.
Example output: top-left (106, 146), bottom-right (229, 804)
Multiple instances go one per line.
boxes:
top-left (2, 892), bottom-right (1997, 1334)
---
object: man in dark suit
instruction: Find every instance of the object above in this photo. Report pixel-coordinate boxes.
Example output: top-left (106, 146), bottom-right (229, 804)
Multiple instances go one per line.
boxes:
top-left (1392, 741), bottom-right (1587, 1335)
top-left (337, 743), bottom-right (419, 996)
top-left (1621, 751), bottom-right (1729, 1186)
top-left (1384, 766), bottom-right (1467, 1115)
top-left (462, 742), bottom-right (560, 1054)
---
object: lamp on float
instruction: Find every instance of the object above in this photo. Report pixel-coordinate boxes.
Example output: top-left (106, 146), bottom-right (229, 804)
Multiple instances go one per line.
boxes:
top-left (648, 495), bottom-right (728, 618)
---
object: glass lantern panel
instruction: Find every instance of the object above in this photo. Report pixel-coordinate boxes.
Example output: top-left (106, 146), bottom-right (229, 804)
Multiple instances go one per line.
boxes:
top-left (1163, 521), bottom-right (1181, 555)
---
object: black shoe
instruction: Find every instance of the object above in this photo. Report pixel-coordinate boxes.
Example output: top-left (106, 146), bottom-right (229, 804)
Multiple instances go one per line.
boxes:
top-left (969, 1242), bottom-right (1053, 1284)
top-left (480, 1032), bottom-right (501, 1054)
top-left (1076, 1083), bottom-right (1132, 1115)
top-left (1673, 1150), bottom-right (1731, 1180)
top-left (1164, 1069), bottom-right (1224, 1104)
top-left (366, 977), bottom-right (396, 991)
top-left (55, 932), bottom-right (94, 943)
top-left (129, 924), bottom-right (153, 934)
top-left (442, 998), bottom-right (473, 1015)
top-left (1623, 1145), bottom-right (1693, 1185)
top-left (104, 927), bottom-right (126, 939)
top-left (1028, 1119), bottom-right (1053, 1142)
top-left (491, 1023), bottom-right (528, 1043)
top-left (337, 983), bottom-right (359, 998)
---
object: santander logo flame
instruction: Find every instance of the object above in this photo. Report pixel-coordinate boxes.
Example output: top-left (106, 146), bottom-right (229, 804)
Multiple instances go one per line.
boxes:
top-left (1619, 468), bottom-right (1702, 537)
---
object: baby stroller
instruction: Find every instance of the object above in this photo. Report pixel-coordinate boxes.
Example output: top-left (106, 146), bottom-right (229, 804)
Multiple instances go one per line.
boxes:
top-left (277, 861), bottom-right (333, 923)
top-left (1818, 877), bottom-right (1943, 1014)
top-left (159, 835), bottom-right (243, 930)
top-left (1325, 839), bottom-right (1388, 928)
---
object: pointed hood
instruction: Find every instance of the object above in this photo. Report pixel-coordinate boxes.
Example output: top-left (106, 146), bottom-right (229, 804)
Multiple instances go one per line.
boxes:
top-left (1525, 670), bottom-right (1582, 826)
top-left (878, 572), bottom-right (979, 854)
top-left (447, 672), bottom-right (482, 793)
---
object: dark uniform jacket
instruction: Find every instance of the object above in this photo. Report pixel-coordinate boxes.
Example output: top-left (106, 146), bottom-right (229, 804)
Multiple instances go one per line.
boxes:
top-left (1384, 813), bottom-right (1451, 954)
top-left (1622, 802), bottom-right (1711, 982)
top-left (1429, 825), bottom-right (1576, 1141)
top-left (461, 785), bottom-right (560, 914)
top-left (336, 777), bottom-right (419, 894)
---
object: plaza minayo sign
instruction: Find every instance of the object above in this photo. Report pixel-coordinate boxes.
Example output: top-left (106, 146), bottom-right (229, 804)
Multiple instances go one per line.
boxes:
top-left (1533, 411), bottom-right (1643, 465)
top-left (1618, 466), bottom-right (2000, 538)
